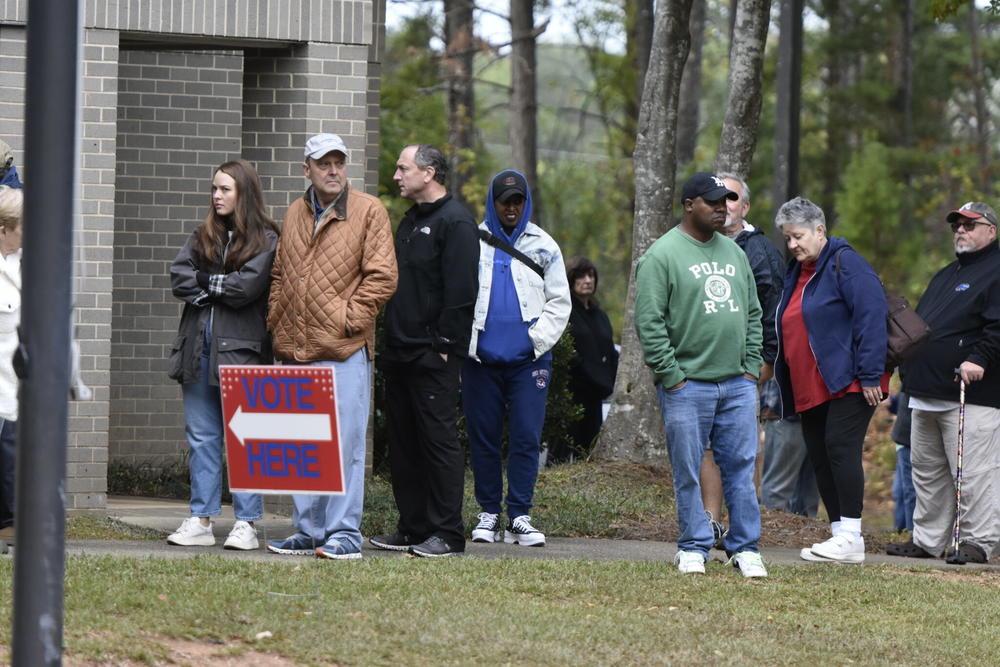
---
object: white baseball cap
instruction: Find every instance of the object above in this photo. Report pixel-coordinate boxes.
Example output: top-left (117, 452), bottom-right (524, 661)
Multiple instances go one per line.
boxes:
top-left (304, 133), bottom-right (348, 161)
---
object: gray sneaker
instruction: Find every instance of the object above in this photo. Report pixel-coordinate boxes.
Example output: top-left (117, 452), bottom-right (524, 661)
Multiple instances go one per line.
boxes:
top-left (706, 510), bottom-right (728, 550)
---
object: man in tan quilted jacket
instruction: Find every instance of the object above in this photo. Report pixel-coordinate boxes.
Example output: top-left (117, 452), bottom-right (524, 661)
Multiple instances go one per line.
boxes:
top-left (265, 133), bottom-right (398, 560)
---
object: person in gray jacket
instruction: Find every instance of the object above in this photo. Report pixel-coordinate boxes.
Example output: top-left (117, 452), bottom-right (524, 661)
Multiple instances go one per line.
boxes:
top-left (167, 159), bottom-right (279, 550)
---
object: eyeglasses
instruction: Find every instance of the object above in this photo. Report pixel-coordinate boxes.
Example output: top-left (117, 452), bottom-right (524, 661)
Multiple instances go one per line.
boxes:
top-left (950, 220), bottom-right (995, 233)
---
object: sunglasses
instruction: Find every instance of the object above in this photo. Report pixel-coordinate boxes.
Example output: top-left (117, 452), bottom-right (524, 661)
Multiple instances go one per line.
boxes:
top-left (950, 220), bottom-right (994, 233)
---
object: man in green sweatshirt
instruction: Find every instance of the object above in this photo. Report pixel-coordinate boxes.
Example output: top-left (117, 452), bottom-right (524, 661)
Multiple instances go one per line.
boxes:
top-left (634, 172), bottom-right (766, 578)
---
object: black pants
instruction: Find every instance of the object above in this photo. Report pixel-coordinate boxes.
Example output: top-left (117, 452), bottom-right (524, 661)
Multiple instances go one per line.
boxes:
top-left (551, 384), bottom-right (603, 464)
top-left (383, 349), bottom-right (466, 549)
top-left (0, 419), bottom-right (16, 528)
top-left (799, 394), bottom-right (875, 521)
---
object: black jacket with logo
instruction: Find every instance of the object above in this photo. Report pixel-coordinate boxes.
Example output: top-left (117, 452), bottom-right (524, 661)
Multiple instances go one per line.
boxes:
top-left (901, 240), bottom-right (1000, 408)
top-left (383, 194), bottom-right (480, 357)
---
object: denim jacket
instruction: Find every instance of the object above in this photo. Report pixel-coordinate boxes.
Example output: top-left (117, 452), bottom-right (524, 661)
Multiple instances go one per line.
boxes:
top-left (468, 221), bottom-right (571, 361)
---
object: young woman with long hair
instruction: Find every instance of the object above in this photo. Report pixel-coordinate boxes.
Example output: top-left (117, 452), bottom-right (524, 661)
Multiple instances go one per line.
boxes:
top-left (166, 159), bottom-right (280, 550)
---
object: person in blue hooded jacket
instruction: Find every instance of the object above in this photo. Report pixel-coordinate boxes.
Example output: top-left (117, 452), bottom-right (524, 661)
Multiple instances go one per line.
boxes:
top-left (464, 170), bottom-right (571, 547)
top-left (773, 197), bottom-right (888, 564)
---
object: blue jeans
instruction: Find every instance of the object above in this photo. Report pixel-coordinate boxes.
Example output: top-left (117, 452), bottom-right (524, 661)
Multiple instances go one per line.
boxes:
top-left (760, 418), bottom-right (819, 518)
top-left (463, 357), bottom-right (551, 517)
top-left (183, 349), bottom-right (263, 522)
top-left (892, 445), bottom-right (915, 533)
top-left (657, 376), bottom-right (760, 557)
top-left (290, 348), bottom-right (370, 549)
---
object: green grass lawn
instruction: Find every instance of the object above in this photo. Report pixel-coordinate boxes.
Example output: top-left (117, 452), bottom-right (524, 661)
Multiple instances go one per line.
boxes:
top-left (5, 461), bottom-right (993, 664)
top-left (1, 556), bottom-right (997, 665)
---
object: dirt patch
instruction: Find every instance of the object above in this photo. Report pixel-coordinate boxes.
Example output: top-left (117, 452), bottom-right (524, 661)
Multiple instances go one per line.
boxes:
top-left (596, 460), bottom-right (911, 553)
top-left (59, 636), bottom-right (308, 666)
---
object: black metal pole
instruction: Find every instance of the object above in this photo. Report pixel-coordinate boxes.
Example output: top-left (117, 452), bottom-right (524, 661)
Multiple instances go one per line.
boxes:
top-left (12, 1), bottom-right (80, 664)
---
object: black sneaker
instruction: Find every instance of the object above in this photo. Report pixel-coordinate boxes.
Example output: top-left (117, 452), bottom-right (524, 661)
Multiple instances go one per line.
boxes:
top-left (410, 536), bottom-right (464, 558)
top-left (504, 515), bottom-right (545, 547)
top-left (471, 512), bottom-right (501, 543)
top-left (885, 539), bottom-right (935, 559)
top-left (369, 532), bottom-right (414, 552)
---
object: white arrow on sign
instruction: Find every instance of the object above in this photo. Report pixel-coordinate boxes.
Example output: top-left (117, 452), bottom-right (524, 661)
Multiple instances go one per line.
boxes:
top-left (227, 405), bottom-right (332, 446)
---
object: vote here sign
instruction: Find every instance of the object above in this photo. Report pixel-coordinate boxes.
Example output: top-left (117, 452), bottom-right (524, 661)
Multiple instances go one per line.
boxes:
top-left (219, 365), bottom-right (344, 495)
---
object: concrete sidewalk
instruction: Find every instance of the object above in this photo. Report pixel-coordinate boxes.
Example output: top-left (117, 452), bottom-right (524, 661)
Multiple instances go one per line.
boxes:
top-left (12, 495), bottom-right (981, 571)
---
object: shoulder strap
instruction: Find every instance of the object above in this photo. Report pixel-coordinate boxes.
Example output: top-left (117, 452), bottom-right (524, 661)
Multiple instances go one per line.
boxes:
top-left (478, 228), bottom-right (545, 278)
top-left (833, 246), bottom-right (846, 275)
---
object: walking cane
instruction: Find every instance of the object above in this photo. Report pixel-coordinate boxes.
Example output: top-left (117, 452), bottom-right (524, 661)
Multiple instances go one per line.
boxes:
top-left (944, 379), bottom-right (967, 565)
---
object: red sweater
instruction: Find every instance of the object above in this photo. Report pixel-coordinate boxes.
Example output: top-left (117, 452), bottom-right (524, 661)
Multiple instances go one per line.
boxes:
top-left (781, 263), bottom-right (887, 413)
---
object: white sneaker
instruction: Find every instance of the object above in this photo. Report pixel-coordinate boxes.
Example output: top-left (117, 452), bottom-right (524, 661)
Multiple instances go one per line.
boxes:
top-left (807, 534), bottom-right (865, 563)
top-left (471, 512), bottom-right (501, 543)
top-left (167, 517), bottom-right (215, 546)
top-left (730, 551), bottom-right (768, 578)
top-left (674, 550), bottom-right (706, 574)
top-left (504, 515), bottom-right (546, 546)
top-left (223, 520), bottom-right (259, 550)
top-left (799, 547), bottom-right (833, 562)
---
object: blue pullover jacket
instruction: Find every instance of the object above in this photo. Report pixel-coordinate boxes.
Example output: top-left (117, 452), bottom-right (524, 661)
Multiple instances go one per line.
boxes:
top-left (773, 236), bottom-right (887, 417)
top-left (475, 171), bottom-right (546, 365)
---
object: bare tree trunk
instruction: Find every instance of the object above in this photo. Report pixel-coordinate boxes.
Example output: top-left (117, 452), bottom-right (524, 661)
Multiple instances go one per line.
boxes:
top-left (968, 0), bottom-right (991, 191)
top-left (728, 0), bottom-right (738, 52)
top-left (444, 0), bottom-right (476, 207)
top-left (510, 0), bottom-right (541, 222)
top-left (897, 0), bottom-right (913, 152)
top-left (631, 0), bottom-right (655, 112)
top-left (771, 0), bottom-right (803, 241)
top-left (819, 0), bottom-right (849, 229)
top-left (593, 0), bottom-right (694, 463)
top-left (893, 0), bottom-right (916, 230)
top-left (677, 0), bottom-right (706, 167)
top-left (715, 0), bottom-right (772, 177)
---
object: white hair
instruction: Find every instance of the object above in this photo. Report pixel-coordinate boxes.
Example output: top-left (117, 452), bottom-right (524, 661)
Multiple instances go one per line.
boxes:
top-left (775, 196), bottom-right (825, 232)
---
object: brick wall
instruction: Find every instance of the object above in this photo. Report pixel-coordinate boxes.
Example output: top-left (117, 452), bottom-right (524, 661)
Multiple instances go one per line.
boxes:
top-left (110, 49), bottom-right (244, 465)
top-left (69, 28), bottom-right (120, 509)
top-left (3, 0), bottom-right (374, 46)
top-left (0, 26), bottom-right (118, 510)
top-left (243, 40), bottom-right (373, 207)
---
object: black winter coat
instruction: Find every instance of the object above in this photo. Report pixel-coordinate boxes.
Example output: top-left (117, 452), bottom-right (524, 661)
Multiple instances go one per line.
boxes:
top-left (383, 194), bottom-right (480, 357)
top-left (168, 229), bottom-right (278, 385)
top-left (901, 241), bottom-right (1000, 408)
top-left (568, 295), bottom-right (618, 399)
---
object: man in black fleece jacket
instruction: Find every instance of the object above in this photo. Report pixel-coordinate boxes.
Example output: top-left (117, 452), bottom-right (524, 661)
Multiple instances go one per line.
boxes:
top-left (890, 201), bottom-right (1000, 564)
top-left (372, 144), bottom-right (480, 558)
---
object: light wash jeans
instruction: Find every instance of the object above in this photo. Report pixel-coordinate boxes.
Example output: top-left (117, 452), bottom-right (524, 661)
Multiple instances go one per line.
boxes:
top-left (892, 445), bottom-right (915, 533)
top-left (760, 418), bottom-right (819, 518)
top-left (289, 348), bottom-right (371, 549)
top-left (183, 348), bottom-right (263, 522)
top-left (657, 376), bottom-right (761, 558)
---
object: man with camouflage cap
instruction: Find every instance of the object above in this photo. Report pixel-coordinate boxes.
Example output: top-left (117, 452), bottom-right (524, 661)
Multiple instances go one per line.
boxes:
top-left (889, 201), bottom-right (1000, 564)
